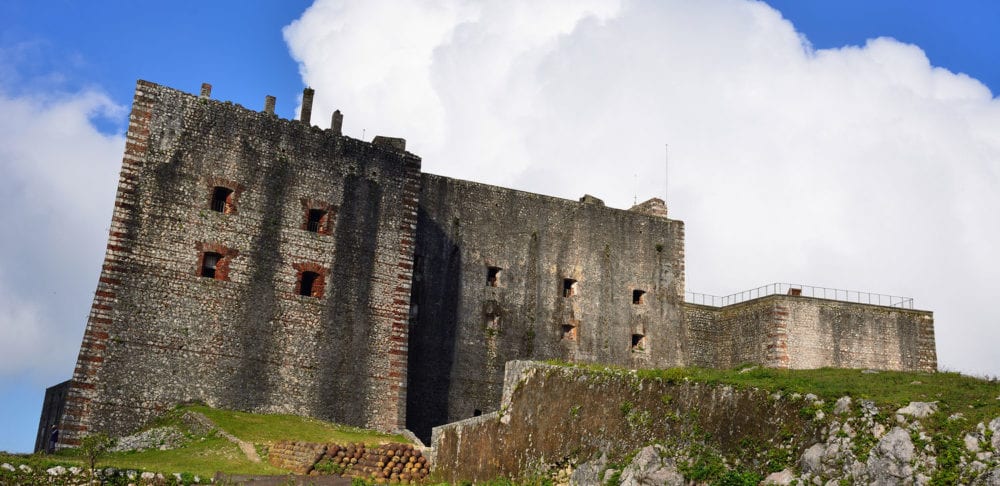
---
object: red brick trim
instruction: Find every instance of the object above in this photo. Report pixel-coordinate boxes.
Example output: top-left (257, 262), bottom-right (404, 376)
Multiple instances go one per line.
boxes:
top-left (194, 242), bottom-right (239, 281)
top-left (205, 177), bottom-right (245, 214)
top-left (292, 262), bottom-right (328, 298)
top-left (299, 198), bottom-right (338, 235)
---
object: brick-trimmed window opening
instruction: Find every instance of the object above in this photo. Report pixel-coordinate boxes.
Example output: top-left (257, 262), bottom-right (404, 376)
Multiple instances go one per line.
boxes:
top-left (300, 199), bottom-right (337, 235)
top-left (205, 178), bottom-right (244, 214)
top-left (200, 252), bottom-right (222, 278)
top-left (562, 278), bottom-right (578, 297)
top-left (300, 272), bottom-right (320, 296)
top-left (632, 289), bottom-right (646, 305)
top-left (195, 242), bottom-right (237, 281)
top-left (487, 266), bottom-right (501, 287)
top-left (632, 333), bottom-right (647, 352)
top-left (211, 187), bottom-right (233, 213)
top-left (293, 263), bottom-right (328, 299)
top-left (306, 209), bottom-right (327, 233)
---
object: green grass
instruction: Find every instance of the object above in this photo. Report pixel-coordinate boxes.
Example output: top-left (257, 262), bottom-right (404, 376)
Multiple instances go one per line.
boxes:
top-left (2, 404), bottom-right (411, 480)
top-left (552, 362), bottom-right (999, 435)
top-left (187, 405), bottom-right (407, 445)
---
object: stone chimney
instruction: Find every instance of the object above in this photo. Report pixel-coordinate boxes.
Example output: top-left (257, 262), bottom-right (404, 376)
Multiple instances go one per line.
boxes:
top-left (199, 83), bottom-right (212, 99)
top-left (331, 110), bottom-right (344, 135)
top-left (300, 87), bottom-right (315, 125)
top-left (264, 95), bottom-right (276, 115)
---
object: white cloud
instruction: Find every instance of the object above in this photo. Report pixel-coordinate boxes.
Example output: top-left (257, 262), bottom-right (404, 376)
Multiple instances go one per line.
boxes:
top-left (285, 0), bottom-right (1000, 376)
top-left (0, 87), bottom-right (125, 381)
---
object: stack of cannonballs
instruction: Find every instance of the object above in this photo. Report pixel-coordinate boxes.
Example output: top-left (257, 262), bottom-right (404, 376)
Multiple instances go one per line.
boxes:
top-left (318, 442), bottom-right (430, 484)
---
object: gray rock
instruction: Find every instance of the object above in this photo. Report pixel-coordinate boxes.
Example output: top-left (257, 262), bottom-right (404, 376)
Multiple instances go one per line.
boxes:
top-left (805, 393), bottom-right (818, 401)
top-left (46, 465), bottom-right (67, 476)
top-left (860, 399), bottom-right (879, 416)
top-left (862, 369), bottom-right (880, 374)
top-left (69, 466), bottom-right (82, 475)
top-left (866, 427), bottom-right (915, 485)
top-left (570, 453), bottom-right (606, 486)
top-left (18, 464), bottom-right (32, 473)
top-left (990, 417), bottom-right (1000, 451)
top-left (762, 469), bottom-right (796, 485)
top-left (967, 433), bottom-right (982, 453)
top-left (141, 471), bottom-right (156, 480)
top-left (1, 463), bottom-right (14, 472)
top-left (111, 425), bottom-right (187, 452)
top-left (834, 396), bottom-right (852, 415)
top-left (618, 445), bottom-right (685, 486)
top-left (800, 443), bottom-right (825, 474)
top-left (897, 401), bottom-right (938, 418)
top-left (972, 467), bottom-right (1000, 486)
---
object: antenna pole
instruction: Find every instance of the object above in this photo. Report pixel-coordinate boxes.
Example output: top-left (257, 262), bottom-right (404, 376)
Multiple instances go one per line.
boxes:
top-left (665, 143), bottom-right (669, 203)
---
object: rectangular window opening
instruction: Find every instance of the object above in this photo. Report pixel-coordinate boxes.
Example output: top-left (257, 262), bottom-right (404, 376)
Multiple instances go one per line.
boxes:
top-left (473, 409), bottom-right (482, 417)
top-left (632, 333), bottom-right (646, 352)
top-left (632, 289), bottom-right (646, 305)
top-left (307, 208), bottom-right (327, 233)
top-left (486, 315), bottom-right (501, 332)
top-left (211, 187), bottom-right (233, 213)
top-left (487, 266), bottom-right (501, 287)
top-left (561, 324), bottom-right (577, 341)
top-left (200, 252), bottom-right (222, 279)
top-left (300, 271), bottom-right (319, 297)
top-left (562, 278), bottom-right (577, 297)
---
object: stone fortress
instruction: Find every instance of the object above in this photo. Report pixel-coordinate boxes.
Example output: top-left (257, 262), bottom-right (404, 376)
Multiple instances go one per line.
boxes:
top-left (38, 80), bottom-right (937, 450)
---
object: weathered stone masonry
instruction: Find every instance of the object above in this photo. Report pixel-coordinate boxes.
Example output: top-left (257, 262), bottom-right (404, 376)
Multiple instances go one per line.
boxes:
top-left (49, 80), bottom-right (935, 448)
top-left (60, 81), bottom-right (419, 446)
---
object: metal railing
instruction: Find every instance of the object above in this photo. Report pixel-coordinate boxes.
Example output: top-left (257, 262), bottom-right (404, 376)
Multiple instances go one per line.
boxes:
top-left (685, 283), bottom-right (914, 309)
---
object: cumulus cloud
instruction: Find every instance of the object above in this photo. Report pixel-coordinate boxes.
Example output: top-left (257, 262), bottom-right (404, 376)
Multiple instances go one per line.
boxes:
top-left (0, 85), bottom-right (125, 381)
top-left (285, 0), bottom-right (1000, 376)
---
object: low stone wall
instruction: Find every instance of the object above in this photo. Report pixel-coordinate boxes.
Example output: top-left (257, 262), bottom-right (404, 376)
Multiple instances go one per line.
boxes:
top-left (430, 361), bottom-right (820, 483)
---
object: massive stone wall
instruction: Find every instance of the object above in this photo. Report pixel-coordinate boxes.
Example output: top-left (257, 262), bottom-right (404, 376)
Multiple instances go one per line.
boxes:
top-left (60, 81), bottom-right (419, 445)
top-left (431, 361), bottom-right (822, 483)
top-left (407, 176), bottom-right (686, 440)
top-left (682, 296), bottom-right (936, 372)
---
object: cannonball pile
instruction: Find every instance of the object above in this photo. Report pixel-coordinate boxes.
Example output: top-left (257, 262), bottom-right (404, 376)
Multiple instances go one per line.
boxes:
top-left (319, 442), bottom-right (429, 484)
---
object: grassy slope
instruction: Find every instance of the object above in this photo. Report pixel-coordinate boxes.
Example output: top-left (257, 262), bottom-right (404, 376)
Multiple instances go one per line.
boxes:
top-left (561, 362), bottom-right (999, 436)
top-left (1, 405), bottom-right (409, 479)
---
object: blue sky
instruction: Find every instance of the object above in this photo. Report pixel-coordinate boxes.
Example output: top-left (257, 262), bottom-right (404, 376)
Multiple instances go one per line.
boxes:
top-left (2, 1), bottom-right (998, 454)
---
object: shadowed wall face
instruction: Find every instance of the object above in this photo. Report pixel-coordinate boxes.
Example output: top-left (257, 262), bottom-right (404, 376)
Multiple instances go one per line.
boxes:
top-left (60, 81), bottom-right (420, 444)
top-left (407, 175), bottom-right (685, 440)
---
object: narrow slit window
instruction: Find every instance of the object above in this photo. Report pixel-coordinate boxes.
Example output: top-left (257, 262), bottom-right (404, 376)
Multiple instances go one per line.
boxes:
top-left (632, 289), bottom-right (646, 305)
top-left (562, 278), bottom-right (577, 297)
top-left (632, 333), bottom-right (646, 352)
top-left (487, 266), bottom-right (501, 287)
top-left (486, 315), bottom-right (501, 332)
top-left (211, 187), bottom-right (234, 213)
top-left (299, 271), bottom-right (319, 297)
top-left (200, 252), bottom-right (222, 279)
top-left (306, 209), bottom-right (327, 233)
top-left (473, 409), bottom-right (482, 417)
